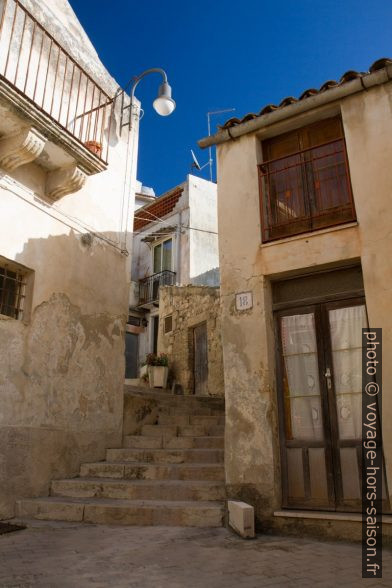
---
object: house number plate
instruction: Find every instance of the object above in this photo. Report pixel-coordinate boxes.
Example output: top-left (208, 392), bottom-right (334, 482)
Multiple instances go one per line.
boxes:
top-left (235, 291), bottom-right (253, 311)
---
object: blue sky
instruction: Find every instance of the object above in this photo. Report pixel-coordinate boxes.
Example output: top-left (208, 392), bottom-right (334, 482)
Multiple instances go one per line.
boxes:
top-left (70, 0), bottom-right (392, 195)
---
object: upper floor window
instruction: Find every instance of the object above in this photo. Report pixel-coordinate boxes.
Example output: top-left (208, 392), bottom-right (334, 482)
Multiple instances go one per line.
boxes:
top-left (153, 238), bottom-right (173, 273)
top-left (0, 260), bottom-right (29, 320)
top-left (258, 116), bottom-right (356, 243)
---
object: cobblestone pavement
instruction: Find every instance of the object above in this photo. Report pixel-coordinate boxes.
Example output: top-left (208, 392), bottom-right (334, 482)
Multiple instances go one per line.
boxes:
top-left (1, 522), bottom-right (391, 588)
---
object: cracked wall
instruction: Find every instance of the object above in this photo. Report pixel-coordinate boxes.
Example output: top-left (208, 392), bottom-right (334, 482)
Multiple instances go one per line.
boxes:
top-left (0, 231), bottom-right (128, 518)
top-left (0, 0), bottom-right (137, 519)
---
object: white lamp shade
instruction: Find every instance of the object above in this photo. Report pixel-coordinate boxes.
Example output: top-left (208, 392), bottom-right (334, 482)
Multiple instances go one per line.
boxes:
top-left (153, 82), bottom-right (176, 116)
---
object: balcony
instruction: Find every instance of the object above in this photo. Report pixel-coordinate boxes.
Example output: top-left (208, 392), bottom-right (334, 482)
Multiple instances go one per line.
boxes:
top-left (258, 138), bottom-right (356, 242)
top-left (0, 0), bottom-right (114, 200)
top-left (138, 270), bottom-right (176, 308)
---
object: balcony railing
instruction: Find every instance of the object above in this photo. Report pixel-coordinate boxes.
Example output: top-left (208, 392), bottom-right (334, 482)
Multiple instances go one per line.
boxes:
top-left (0, 0), bottom-right (112, 162)
top-left (258, 138), bottom-right (356, 242)
top-left (139, 271), bottom-right (176, 306)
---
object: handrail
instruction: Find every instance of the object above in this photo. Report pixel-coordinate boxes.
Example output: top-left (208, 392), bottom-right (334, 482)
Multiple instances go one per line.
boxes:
top-left (0, 0), bottom-right (113, 162)
top-left (138, 270), bottom-right (176, 305)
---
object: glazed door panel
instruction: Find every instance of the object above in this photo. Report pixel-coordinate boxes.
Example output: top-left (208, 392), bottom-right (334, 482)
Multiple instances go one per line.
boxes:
top-left (277, 307), bottom-right (335, 509)
top-left (277, 298), bottom-right (388, 512)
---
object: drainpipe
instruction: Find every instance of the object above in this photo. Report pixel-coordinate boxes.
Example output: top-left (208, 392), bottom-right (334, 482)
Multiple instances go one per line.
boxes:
top-left (176, 211), bottom-right (182, 285)
top-left (198, 66), bottom-right (392, 148)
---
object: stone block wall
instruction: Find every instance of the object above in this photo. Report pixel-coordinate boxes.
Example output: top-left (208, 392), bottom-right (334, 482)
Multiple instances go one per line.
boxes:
top-left (158, 285), bottom-right (224, 397)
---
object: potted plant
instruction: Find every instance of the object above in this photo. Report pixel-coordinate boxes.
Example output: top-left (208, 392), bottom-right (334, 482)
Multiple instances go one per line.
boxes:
top-left (146, 353), bottom-right (169, 389)
top-left (84, 140), bottom-right (103, 157)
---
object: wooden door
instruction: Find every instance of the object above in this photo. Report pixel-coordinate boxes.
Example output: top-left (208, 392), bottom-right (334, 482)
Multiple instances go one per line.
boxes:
top-left (276, 297), bottom-right (384, 512)
top-left (194, 323), bottom-right (208, 396)
top-left (125, 332), bottom-right (139, 379)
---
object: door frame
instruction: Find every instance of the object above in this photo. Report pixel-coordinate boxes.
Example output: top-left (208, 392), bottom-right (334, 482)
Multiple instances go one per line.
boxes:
top-left (193, 321), bottom-right (208, 396)
top-left (275, 295), bottom-right (368, 512)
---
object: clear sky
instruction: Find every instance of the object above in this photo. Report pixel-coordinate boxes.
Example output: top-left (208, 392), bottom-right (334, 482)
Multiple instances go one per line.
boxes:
top-left (70, 0), bottom-right (391, 195)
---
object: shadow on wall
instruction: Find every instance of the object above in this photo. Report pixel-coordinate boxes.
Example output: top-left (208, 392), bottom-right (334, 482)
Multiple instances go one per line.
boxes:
top-left (0, 229), bottom-right (129, 519)
top-left (191, 267), bottom-right (220, 287)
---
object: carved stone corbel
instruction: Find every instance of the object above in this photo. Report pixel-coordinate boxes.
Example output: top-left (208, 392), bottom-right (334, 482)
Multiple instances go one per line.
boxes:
top-left (0, 127), bottom-right (46, 170)
top-left (46, 165), bottom-right (87, 201)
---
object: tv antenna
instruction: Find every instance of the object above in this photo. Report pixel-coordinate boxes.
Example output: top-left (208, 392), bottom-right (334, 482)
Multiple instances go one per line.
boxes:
top-left (207, 108), bottom-right (235, 181)
top-left (191, 149), bottom-right (209, 172)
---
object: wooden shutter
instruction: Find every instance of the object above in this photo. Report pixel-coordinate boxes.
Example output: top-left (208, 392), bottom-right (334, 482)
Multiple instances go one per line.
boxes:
top-left (263, 116), bottom-right (343, 159)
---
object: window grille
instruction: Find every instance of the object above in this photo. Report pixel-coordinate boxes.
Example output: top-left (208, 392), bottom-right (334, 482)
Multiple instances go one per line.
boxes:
top-left (0, 265), bottom-right (27, 319)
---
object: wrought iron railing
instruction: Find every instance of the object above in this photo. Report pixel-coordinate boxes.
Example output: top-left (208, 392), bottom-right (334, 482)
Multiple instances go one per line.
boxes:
top-left (0, 0), bottom-right (112, 162)
top-left (139, 270), bottom-right (176, 306)
top-left (258, 138), bottom-right (356, 242)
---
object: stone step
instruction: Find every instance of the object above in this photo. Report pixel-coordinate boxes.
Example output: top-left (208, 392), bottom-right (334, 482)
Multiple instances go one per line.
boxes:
top-left (179, 425), bottom-right (225, 436)
top-left (164, 436), bottom-right (224, 450)
top-left (80, 461), bottom-right (225, 481)
top-left (168, 406), bottom-right (213, 416)
top-left (16, 497), bottom-right (225, 527)
top-left (190, 415), bottom-right (225, 426)
top-left (158, 414), bottom-right (190, 426)
top-left (157, 414), bottom-right (225, 427)
top-left (141, 424), bottom-right (224, 438)
top-left (141, 424), bottom-right (178, 437)
top-left (178, 425), bottom-right (209, 437)
top-left (123, 436), bottom-right (163, 449)
top-left (51, 478), bottom-right (226, 501)
top-left (123, 435), bottom-right (224, 450)
top-left (206, 425), bottom-right (225, 436)
top-left (106, 448), bottom-right (224, 464)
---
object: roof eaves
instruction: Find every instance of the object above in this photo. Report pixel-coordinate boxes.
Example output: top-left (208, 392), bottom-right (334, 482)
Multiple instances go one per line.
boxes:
top-left (199, 58), bottom-right (392, 147)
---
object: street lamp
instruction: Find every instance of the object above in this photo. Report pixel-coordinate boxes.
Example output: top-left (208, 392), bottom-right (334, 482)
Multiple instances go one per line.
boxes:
top-left (119, 68), bottom-right (175, 253)
top-left (125, 68), bottom-right (176, 128)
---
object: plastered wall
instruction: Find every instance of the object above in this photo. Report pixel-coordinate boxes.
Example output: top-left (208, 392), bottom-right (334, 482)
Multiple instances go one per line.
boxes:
top-left (216, 81), bottom-right (392, 523)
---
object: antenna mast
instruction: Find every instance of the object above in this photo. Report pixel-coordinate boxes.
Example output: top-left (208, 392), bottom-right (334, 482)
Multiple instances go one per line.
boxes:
top-left (207, 108), bottom-right (235, 182)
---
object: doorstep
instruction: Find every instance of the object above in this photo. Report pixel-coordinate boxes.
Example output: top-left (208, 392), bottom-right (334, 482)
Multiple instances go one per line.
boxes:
top-left (274, 510), bottom-right (392, 524)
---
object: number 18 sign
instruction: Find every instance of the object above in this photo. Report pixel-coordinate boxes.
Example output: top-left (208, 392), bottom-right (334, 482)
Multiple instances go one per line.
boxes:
top-left (235, 291), bottom-right (253, 311)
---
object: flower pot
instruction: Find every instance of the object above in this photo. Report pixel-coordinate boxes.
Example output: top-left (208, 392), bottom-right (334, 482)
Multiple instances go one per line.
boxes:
top-left (140, 364), bottom-right (148, 379)
top-left (85, 140), bottom-right (102, 157)
top-left (148, 366), bottom-right (169, 389)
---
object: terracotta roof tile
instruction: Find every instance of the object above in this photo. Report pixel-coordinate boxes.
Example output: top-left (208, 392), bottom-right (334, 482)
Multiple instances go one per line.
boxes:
top-left (260, 104), bottom-right (279, 115)
top-left (133, 188), bottom-right (183, 232)
top-left (278, 96), bottom-right (298, 107)
top-left (219, 58), bottom-right (392, 130)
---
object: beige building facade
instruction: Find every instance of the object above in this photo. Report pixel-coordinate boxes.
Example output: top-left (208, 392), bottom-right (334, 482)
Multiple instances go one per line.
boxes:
top-left (0, 0), bottom-right (139, 518)
top-left (199, 58), bottom-right (392, 539)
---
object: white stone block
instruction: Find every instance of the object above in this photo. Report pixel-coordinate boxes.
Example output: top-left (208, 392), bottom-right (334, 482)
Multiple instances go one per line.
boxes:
top-left (228, 500), bottom-right (255, 538)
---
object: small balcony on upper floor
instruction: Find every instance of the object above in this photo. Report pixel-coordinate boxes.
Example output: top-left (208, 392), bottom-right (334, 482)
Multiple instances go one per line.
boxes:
top-left (137, 270), bottom-right (176, 309)
top-left (0, 0), bottom-right (114, 201)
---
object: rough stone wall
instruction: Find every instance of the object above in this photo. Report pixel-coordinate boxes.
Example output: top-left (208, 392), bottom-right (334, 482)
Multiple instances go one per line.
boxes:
top-left (158, 286), bottom-right (224, 397)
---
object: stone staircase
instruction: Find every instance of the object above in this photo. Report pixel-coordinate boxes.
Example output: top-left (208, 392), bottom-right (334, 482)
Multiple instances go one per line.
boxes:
top-left (16, 391), bottom-right (226, 527)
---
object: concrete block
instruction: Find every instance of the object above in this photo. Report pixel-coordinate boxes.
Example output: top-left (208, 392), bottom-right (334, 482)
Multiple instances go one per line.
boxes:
top-left (228, 500), bottom-right (255, 538)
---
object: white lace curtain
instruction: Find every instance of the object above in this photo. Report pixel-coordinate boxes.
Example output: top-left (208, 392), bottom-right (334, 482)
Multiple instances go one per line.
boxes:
top-left (281, 305), bottom-right (367, 441)
top-left (281, 313), bottom-right (323, 441)
top-left (329, 305), bottom-right (367, 440)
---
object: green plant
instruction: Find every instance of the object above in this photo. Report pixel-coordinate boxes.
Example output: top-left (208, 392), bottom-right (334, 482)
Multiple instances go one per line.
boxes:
top-left (146, 353), bottom-right (169, 367)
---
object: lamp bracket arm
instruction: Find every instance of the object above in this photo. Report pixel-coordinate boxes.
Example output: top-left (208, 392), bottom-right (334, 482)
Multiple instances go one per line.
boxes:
top-left (130, 68), bottom-right (168, 99)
